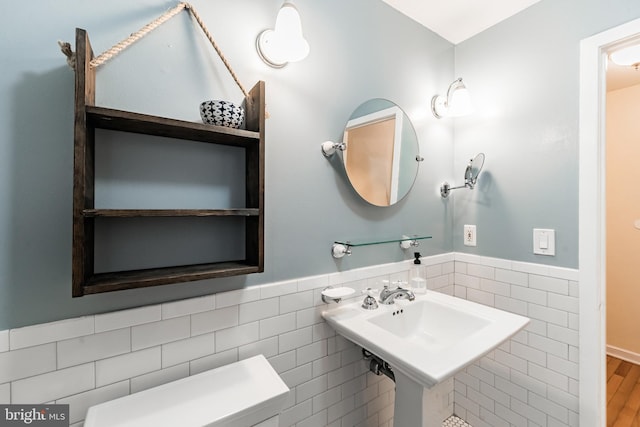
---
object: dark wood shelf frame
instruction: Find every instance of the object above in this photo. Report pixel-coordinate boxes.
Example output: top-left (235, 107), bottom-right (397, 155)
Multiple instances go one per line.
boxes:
top-left (72, 28), bottom-right (265, 296)
top-left (86, 105), bottom-right (260, 147)
top-left (83, 209), bottom-right (260, 218)
top-left (83, 262), bottom-right (262, 295)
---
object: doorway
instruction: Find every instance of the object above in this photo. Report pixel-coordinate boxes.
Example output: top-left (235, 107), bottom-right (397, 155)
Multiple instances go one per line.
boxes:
top-left (579, 17), bottom-right (640, 427)
top-left (605, 56), bottom-right (640, 424)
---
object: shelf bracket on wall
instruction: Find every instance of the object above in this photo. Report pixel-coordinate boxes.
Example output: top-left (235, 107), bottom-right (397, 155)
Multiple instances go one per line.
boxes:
top-left (331, 243), bottom-right (352, 258)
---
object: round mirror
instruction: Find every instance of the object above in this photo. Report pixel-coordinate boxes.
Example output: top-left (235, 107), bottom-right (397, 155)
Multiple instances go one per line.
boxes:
top-left (465, 152), bottom-right (485, 188)
top-left (341, 99), bottom-right (421, 207)
top-left (440, 153), bottom-right (486, 198)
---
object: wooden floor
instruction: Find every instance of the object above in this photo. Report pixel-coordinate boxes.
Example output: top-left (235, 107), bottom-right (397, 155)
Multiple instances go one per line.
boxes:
top-left (608, 355), bottom-right (640, 426)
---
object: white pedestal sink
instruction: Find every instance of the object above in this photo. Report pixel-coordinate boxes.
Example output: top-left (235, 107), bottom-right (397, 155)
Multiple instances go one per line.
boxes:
top-left (322, 291), bottom-right (529, 427)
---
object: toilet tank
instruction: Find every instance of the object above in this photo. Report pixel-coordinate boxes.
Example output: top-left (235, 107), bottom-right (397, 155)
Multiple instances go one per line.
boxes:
top-left (84, 355), bottom-right (290, 427)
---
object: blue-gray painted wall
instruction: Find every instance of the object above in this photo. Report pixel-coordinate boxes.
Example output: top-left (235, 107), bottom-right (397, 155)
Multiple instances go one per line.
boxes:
top-left (452, 0), bottom-right (640, 265)
top-left (0, 0), bottom-right (454, 329)
top-left (5, 0), bottom-right (640, 330)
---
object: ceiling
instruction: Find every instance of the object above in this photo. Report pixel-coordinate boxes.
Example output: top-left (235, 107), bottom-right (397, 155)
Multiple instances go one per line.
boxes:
top-left (381, 0), bottom-right (640, 90)
top-left (607, 60), bottom-right (640, 92)
top-left (380, 0), bottom-right (543, 45)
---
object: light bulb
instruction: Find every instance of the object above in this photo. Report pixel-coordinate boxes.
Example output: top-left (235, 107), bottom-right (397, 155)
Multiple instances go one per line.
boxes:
top-left (610, 44), bottom-right (640, 67)
top-left (256, 2), bottom-right (309, 68)
top-left (448, 86), bottom-right (474, 117)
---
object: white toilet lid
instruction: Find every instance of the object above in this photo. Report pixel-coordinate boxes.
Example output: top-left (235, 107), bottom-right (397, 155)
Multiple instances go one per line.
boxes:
top-left (84, 355), bottom-right (289, 427)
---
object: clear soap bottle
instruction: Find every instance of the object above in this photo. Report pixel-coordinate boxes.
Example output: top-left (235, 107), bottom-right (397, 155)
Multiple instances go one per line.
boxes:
top-left (410, 252), bottom-right (427, 294)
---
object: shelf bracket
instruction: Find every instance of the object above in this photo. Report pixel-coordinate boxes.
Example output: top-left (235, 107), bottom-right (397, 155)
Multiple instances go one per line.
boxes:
top-left (331, 243), bottom-right (352, 258)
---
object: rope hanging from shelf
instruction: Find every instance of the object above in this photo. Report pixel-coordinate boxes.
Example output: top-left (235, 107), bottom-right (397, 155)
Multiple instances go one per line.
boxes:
top-left (58, 2), bottom-right (249, 98)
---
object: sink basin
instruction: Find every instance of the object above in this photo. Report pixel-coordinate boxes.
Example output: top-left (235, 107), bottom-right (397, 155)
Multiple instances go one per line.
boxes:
top-left (367, 298), bottom-right (491, 352)
top-left (322, 291), bottom-right (529, 389)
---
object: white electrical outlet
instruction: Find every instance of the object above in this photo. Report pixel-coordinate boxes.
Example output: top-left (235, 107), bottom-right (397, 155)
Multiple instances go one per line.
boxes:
top-left (464, 224), bottom-right (476, 246)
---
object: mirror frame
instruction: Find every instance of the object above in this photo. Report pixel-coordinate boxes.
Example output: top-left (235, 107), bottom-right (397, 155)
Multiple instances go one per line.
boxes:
top-left (340, 99), bottom-right (421, 207)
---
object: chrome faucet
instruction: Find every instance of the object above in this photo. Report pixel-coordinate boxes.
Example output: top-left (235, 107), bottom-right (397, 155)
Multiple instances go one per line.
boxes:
top-left (379, 282), bottom-right (415, 305)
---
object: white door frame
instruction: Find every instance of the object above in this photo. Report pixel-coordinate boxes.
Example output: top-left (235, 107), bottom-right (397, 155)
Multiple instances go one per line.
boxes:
top-left (579, 17), bottom-right (640, 427)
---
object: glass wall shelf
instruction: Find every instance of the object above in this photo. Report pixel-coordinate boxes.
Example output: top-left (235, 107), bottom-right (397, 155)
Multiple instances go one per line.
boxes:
top-left (331, 235), bottom-right (432, 258)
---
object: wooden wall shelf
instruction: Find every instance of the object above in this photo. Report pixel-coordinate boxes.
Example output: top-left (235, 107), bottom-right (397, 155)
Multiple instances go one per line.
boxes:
top-left (72, 28), bottom-right (265, 296)
top-left (82, 209), bottom-right (260, 218)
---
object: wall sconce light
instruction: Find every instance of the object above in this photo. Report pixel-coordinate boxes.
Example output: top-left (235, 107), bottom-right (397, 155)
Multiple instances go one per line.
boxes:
top-left (431, 78), bottom-right (474, 119)
top-left (256, 1), bottom-right (309, 68)
top-left (610, 44), bottom-right (640, 69)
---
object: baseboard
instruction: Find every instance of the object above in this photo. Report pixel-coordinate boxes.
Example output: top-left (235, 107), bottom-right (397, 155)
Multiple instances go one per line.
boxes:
top-left (607, 345), bottom-right (640, 365)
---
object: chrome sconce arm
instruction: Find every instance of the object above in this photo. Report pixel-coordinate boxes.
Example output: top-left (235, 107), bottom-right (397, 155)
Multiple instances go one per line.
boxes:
top-left (440, 181), bottom-right (473, 198)
top-left (440, 153), bottom-right (485, 198)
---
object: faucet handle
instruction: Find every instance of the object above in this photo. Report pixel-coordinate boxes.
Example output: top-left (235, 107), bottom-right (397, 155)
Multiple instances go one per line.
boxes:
top-left (391, 279), bottom-right (406, 289)
top-left (362, 288), bottom-right (379, 310)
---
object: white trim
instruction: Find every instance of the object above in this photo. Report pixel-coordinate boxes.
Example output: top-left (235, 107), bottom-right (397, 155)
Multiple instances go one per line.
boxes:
top-left (452, 252), bottom-right (578, 277)
top-left (579, 17), bottom-right (640, 427)
top-left (345, 106), bottom-right (402, 130)
top-left (607, 345), bottom-right (640, 365)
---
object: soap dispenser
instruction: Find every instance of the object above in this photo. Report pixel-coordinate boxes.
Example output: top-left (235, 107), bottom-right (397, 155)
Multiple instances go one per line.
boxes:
top-left (410, 252), bottom-right (427, 294)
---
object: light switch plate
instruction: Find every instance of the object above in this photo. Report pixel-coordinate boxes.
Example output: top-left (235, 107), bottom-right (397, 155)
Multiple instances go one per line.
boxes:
top-left (533, 228), bottom-right (555, 256)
